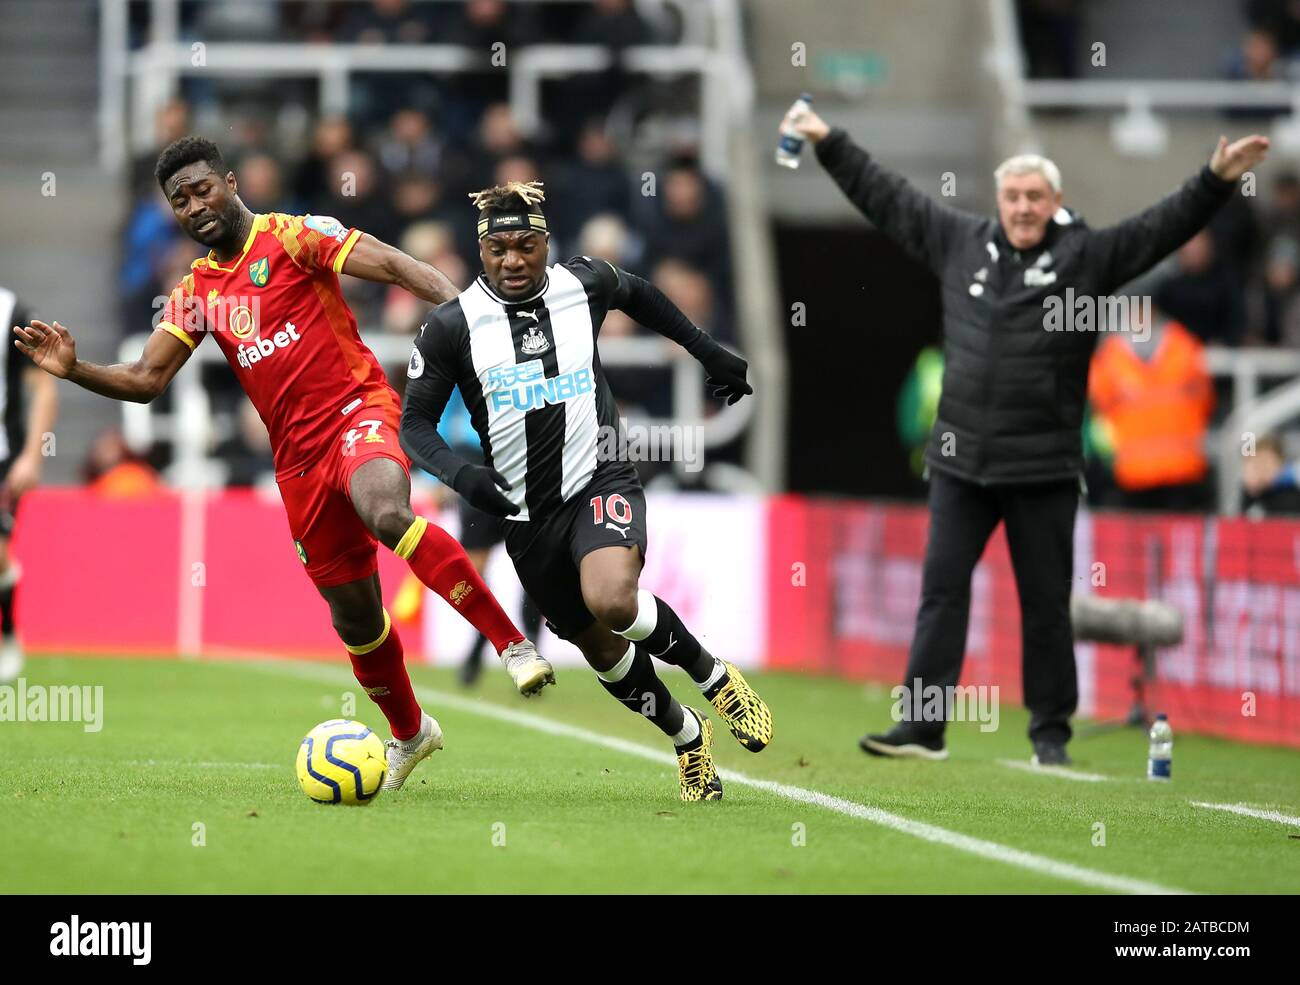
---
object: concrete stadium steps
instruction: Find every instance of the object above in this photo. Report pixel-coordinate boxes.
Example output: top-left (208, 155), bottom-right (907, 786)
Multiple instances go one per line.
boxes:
top-left (0, 0), bottom-right (116, 482)
top-left (0, 0), bottom-right (99, 165)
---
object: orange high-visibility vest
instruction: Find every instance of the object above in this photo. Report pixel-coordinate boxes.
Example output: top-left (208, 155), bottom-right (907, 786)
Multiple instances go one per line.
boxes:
top-left (1088, 321), bottom-right (1214, 491)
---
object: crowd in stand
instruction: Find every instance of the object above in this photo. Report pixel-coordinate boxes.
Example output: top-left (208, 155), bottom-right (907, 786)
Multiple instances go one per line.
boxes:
top-left (115, 0), bottom-right (734, 489)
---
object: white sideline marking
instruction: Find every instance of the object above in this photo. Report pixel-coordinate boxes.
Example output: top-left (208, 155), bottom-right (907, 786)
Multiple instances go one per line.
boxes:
top-left (1191, 802), bottom-right (1300, 828)
top-left (247, 660), bottom-right (1188, 895)
top-left (130, 760), bottom-right (280, 769)
top-left (997, 759), bottom-right (1111, 783)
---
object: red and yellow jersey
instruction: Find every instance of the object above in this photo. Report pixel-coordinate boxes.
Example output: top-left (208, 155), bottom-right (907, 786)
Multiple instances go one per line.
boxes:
top-left (155, 213), bottom-right (398, 477)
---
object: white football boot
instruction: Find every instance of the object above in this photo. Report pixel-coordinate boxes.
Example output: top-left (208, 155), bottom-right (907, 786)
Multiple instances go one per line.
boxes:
top-left (0, 635), bottom-right (23, 685)
top-left (383, 711), bottom-right (443, 791)
top-left (499, 639), bottom-right (555, 696)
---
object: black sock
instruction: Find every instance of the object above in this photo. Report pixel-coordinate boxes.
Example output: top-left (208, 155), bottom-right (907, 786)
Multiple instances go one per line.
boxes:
top-left (639, 596), bottom-right (716, 684)
top-left (521, 594), bottom-right (543, 641)
top-left (462, 633), bottom-right (487, 665)
top-left (596, 646), bottom-right (686, 739)
top-left (0, 584), bottom-right (14, 638)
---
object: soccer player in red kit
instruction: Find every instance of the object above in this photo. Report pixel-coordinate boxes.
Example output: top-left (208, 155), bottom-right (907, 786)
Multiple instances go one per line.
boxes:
top-left (14, 136), bottom-right (553, 789)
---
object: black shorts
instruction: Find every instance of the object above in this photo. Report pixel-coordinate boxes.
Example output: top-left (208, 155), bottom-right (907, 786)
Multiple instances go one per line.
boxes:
top-left (457, 496), bottom-right (506, 551)
top-left (503, 465), bottom-right (648, 640)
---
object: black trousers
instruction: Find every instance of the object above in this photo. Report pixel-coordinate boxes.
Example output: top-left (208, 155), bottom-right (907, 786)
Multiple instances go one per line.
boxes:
top-left (902, 470), bottom-right (1079, 745)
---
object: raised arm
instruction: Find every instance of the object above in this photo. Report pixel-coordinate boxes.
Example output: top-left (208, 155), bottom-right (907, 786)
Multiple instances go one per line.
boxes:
top-left (793, 108), bottom-right (972, 272)
top-left (13, 319), bottom-right (191, 404)
top-left (1087, 134), bottom-right (1268, 294)
top-left (341, 232), bottom-right (460, 306)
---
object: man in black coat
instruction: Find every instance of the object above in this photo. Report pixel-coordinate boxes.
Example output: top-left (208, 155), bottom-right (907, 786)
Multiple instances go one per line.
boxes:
top-left (790, 108), bottom-right (1268, 764)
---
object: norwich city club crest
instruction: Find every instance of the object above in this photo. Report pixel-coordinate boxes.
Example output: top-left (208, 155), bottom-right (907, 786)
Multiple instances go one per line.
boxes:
top-left (249, 256), bottom-right (270, 288)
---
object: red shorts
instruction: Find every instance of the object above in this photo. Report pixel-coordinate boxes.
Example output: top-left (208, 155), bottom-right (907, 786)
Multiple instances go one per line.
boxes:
top-left (276, 402), bottom-right (409, 588)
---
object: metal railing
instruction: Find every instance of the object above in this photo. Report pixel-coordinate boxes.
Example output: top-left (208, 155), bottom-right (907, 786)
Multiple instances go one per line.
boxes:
top-left (99, 0), bottom-right (752, 178)
top-left (1207, 347), bottom-right (1300, 515)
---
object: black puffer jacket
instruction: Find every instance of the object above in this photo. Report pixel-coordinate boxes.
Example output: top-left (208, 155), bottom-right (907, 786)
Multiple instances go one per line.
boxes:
top-left (815, 128), bottom-right (1235, 485)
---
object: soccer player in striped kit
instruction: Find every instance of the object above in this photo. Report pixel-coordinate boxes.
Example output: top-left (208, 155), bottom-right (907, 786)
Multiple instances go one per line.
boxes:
top-left (0, 286), bottom-right (58, 684)
top-left (400, 181), bottom-right (772, 801)
top-left (14, 137), bottom-right (550, 790)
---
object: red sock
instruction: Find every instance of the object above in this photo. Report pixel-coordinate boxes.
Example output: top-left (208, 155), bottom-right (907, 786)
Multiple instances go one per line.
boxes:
top-left (396, 517), bottom-right (525, 653)
top-left (346, 610), bottom-right (422, 741)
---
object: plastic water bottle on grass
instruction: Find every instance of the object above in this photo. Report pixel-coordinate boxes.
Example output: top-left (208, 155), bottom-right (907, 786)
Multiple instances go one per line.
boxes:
top-left (1147, 713), bottom-right (1172, 781)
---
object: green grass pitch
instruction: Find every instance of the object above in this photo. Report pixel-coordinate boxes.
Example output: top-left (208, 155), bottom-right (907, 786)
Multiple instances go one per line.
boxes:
top-left (2, 655), bottom-right (1297, 894)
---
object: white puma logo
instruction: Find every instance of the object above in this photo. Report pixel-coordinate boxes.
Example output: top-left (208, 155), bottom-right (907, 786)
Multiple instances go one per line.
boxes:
top-left (649, 634), bottom-right (677, 658)
top-left (517, 309), bottom-right (539, 323)
top-left (605, 522), bottom-right (628, 538)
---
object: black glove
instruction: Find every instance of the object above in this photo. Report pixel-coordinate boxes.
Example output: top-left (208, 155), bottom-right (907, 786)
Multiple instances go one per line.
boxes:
top-left (453, 464), bottom-right (520, 518)
top-left (699, 346), bottom-right (753, 405)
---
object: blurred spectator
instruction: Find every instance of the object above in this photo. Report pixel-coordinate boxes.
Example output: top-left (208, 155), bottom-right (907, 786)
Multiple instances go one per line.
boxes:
top-left (325, 149), bottom-right (400, 244)
top-left (131, 98), bottom-right (192, 195)
top-left (578, 213), bottom-right (642, 271)
top-left (1246, 0), bottom-right (1300, 55)
top-left (339, 0), bottom-right (438, 44)
top-left (196, 0), bottom-right (280, 42)
top-left (441, 0), bottom-right (539, 117)
top-left (544, 0), bottom-right (658, 142)
top-left (1242, 432), bottom-right (1300, 514)
top-left (382, 221), bottom-right (468, 334)
top-left (234, 153), bottom-right (288, 214)
top-left (82, 429), bottom-right (162, 497)
top-left (1224, 28), bottom-right (1293, 116)
top-left (375, 109), bottom-right (443, 177)
top-left (475, 104), bottom-right (531, 174)
top-left (214, 400), bottom-right (275, 488)
top-left (292, 114), bottom-right (355, 204)
top-left (1228, 27), bottom-right (1285, 80)
top-left (1088, 311), bottom-right (1214, 511)
top-left (119, 196), bottom-right (186, 335)
top-left (575, 0), bottom-right (656, 47)
top-left (442, 0), bottom-right (526, 48)
top-left (1248, 233), bottom-right (1300, 344)
top-left (652, 258), bottom-right (720, 341)
top-left (644, 159), bottom-right (734, 336)
top-left (553, 119), bottom-right (633, 235)
top-left (392, 172), bottom-right (451, 226)
top-left (1262, 170), bottom-right (1300, 242)
top-left (1155, 231), bottom-right (1244, 344)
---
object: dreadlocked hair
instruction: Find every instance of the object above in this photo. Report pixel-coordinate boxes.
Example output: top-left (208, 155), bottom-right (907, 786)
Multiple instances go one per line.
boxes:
top-left (468, 180), bottom-right (546, 212)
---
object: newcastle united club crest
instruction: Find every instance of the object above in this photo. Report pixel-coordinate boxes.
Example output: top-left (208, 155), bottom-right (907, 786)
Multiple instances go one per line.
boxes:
top-left (517, 309), bottom-right (550, 354)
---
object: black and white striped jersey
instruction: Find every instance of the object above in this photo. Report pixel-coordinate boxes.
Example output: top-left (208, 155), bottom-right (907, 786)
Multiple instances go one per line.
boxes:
top-left (0, 287), bottom-right (33, 467)
top-left (405, 257), bottom-right (627, 521)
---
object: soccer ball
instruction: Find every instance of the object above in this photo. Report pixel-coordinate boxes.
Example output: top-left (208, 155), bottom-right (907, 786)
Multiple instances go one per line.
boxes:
top-left (295, 719), bottom-right (388, 805)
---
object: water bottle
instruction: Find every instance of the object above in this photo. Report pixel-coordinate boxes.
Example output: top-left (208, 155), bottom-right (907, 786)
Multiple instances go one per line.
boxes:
top-left (1147, 713), bottom-right (1172, 781)
top-left (775, 93), bottom-right (814, 169)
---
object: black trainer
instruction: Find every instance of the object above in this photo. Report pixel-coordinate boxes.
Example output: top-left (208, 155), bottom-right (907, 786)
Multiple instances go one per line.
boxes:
top-left (859, 723), bottom-right (948, 761)
top-left (1030, 741), bottom-right (1072, 766)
